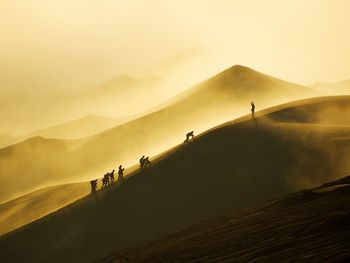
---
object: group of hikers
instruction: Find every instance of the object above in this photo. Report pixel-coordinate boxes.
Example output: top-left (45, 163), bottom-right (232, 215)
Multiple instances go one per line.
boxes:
top-left (90, 102), bottom-right (256, 193)
top-left (90, 155), bottom-right (153, 193)
top-left (139, 155), bottom-right (151, 169)
top-left (90, 164), bottom-right (125, 193)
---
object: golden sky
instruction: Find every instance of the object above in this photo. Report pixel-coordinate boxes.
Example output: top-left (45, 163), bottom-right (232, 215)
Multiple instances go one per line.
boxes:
top-left (1, 0), bottom-right (349, 96)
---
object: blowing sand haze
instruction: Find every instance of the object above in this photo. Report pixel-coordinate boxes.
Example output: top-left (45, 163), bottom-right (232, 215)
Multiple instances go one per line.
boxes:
top-left (1, 1), bottom-right (350, 262)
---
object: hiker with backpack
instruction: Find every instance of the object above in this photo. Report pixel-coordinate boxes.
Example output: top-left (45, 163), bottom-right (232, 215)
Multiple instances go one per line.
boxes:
top-left (184, 131), bottom-right (195, 143)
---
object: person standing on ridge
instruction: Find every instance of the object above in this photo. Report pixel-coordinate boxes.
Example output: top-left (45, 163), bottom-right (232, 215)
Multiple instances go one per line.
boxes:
top-left (251, 101), bottom-right (255, 118)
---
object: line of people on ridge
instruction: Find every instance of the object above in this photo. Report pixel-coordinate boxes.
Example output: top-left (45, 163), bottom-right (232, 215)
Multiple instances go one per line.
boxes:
top-left (90, 164), bottom-right (125, 193)
top-left (90, 102), bottom-right (256, 193)
top-left (90, 155), bottom-right (152, 193)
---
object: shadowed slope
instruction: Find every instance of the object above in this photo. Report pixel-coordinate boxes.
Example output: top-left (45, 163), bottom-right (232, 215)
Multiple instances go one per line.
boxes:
top-left (0, 65), bottom-right (320, 202)
top-left (0, 182), bottom-right (89, 236)
top-left (101, 176), bottom-right (350, 263)
top-left (1, 96), bottom-right (349, 263)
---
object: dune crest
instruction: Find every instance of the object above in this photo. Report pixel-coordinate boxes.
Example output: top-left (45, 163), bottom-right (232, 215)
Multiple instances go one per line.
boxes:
top-left (0, 65), bottom-right (321, 202)
top-left (1, 96), bottom-right (349, 262)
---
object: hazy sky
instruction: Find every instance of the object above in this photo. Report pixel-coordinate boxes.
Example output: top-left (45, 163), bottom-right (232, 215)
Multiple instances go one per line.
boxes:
top-left (1, 0), bottom-right (350, 96)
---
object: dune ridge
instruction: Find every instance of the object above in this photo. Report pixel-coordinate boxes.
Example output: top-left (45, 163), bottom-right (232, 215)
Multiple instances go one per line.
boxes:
top-left (0, 65), bottom-right (321, 203)
top-left (0, 95), bottom-right (349, 262)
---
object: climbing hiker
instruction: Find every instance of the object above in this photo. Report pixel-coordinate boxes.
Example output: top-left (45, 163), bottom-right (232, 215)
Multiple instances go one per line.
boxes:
top-left (184, 131), bottom-right (195, 143)
top-left (143, 156), bottom-right (151, 168)
top-left (90, 179), bottom-right (98, 192)
top-left (251, 101), bottom-right (255, 118)
top-left (102, 173), bottom-right (110, 188)
top-left (139, 155), bottom-right (145, 169)
top-left (109, 169), bottom-right (115, 183)
top-left (118, 165), bottom-right (125, 182)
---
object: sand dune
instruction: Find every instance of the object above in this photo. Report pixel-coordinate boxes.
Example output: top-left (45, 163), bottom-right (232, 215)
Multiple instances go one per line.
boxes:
top-left (0, 115), bottom-right (128, 149)
top-left (0, 165), bottom-right (139, 236)
top-left (1, 96), bottom-right (349, 262)
top-left (0, 75), bottom-right (163, 136)
top-left (101, 175), bottom-right (350, 263)
top-left (0, 136), bottom-right (84, 202)
top-left (311, 79), bottom-right (350, 95)
top-left (0, 65), bottom-right (320, 203)
top-left (0, 182), bottom-right (89, 236)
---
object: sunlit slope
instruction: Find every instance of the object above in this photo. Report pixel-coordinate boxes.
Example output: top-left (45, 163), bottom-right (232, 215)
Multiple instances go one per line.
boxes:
top-left (311, 79), bottom-right (350, 95)
top-left (0, 182), bottom-right (89, 236)
top-left (0, 75), bottom-right (163, 136)
top-left (0, 65), bottom-right (319, 202)
top-left (0, 137), bottom-right (83, 202)
top-left (1, 96), bottom-right (349, 263)
top-left (64, 65), bottom-right (320, 179)
top-left (101, 176), bottom-right (350, 263)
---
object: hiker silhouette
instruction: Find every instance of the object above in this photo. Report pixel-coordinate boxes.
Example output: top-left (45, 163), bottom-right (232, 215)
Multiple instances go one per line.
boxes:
top-left (140, 156), bottom-right (151, 169)
top-left (118, 165), bottom-right (125, 182)
top-left (90, 179), bottom-right (98, 193)
top-left (139, 155), bottom-right (145, 169)
top-left (102, 173), bottom-right (110, 188)
top-left (251, 101), bottom-right (255, 118)
top-left (184, 131), bottom-right (195, 143)
top-left (143, 156), bottom-right (151, 168)
top-left (109, 169), bottom-right (115, 183)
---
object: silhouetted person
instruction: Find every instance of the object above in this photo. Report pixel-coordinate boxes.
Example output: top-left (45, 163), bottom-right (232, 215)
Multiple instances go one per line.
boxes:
top-left (102, 173), bottom-right (110, 188)
top-left (251, 101), bottom-right (255, 118)
top-left (143, 156), bottom-right (151, 168)
top-left (139, 155), bottom-right (145, 169)
top-left (118, 165), bottom-right (125, 182)
top-left (184, 131), bottom-right (195, 143)
top-left (90, 179), bottom-right (98, 193)
top-left (109, 169), bottom-right (115, 183)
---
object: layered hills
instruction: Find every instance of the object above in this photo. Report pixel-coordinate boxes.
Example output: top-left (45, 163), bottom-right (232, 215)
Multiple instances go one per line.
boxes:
top-left (0, 65), bottom-right (320, 202)
top-left (1, 95), bottom-right (349, 262)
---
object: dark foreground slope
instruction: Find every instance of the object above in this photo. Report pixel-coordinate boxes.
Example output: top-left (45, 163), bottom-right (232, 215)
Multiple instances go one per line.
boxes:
top-left (1, 96), bottom-right (350, 263)
top-left (101, 176), bottom-right (350, 263)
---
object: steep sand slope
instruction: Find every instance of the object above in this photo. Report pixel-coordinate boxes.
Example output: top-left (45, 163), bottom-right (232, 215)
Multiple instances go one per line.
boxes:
top-left (0, 137), bottom-right (84, 202)
top-left (0, 183), bottom-right (89, 236)
top-left (0, 96), bottom-right (349, 263)
top-left (0, 165), bottom-right (139, 236)
top-left (0, 65), bottom-right (320, 202)
top-left (101, 176), bottom-right (350, 263)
